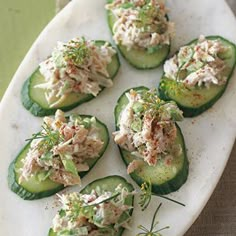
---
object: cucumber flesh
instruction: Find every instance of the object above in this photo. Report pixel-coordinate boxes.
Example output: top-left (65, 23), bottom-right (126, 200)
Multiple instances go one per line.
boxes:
top-left (21, 40), bottom-right (120, 117)
top-left (8, 115), bottom-right (110, 200)
top-left (107, 6), bottom-right (170, 69)
top-left (114, 87), bottom-right (189, 195)
top-left (119, 127), bottom-right (188, 195)
top-left (159, 36), bottom-right (236, 117)
top-left (48, 175), bottom-right (134, 236)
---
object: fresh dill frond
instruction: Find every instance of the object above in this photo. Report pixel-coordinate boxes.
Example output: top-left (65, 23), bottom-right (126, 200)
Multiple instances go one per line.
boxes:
top-left (64, 37), bottom-right (90, 66)
top-left (137, 203), bottom-right (170, 236)
top-left (139, 181), bottom-right (152, 211)
top-left (138, 89), bottom-right (183, 121)
top-left (26, 122), bottom-right (64, 151)
top-left (140, 89), bottom-right (169, 119)
top-left (139, 180), bottom-right (185, 211)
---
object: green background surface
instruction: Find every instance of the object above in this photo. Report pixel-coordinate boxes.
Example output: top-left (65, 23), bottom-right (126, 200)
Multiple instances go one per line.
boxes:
top-left (0, 0), bottom-right (55, 99)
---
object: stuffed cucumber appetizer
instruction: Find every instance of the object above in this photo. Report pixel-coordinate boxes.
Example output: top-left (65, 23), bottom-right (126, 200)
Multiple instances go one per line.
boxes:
top-left (105, 0), bottom-right (174, 69)
top-left (48, 175), bottom-right (134, 236)
top-left (159, 35), bottom-right (236, 117)
top-left (22, 37), bottom-right (120, 116)
top-left (8, 110), bottom-right (109, 200)
top-left (113, 87), bottom-right (188, 195)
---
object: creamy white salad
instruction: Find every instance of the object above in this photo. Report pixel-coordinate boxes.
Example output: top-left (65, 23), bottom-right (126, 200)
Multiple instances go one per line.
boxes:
top-left (164, 35), bottom-right (229, 88)
top-left (105, 0), bottom-right (174, 51)
top-left (52, 185), bottom-right (132, 235)
top-left (37, 37), bottom-right (116, 107)
top-left (113, 89), bottom-right (183, 174)
top-left (19, 110), bottom-right (104, 186)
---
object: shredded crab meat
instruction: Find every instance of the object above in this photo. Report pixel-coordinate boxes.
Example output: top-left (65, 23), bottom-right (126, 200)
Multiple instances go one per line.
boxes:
top-left (37, 38), bottom-right (116, 107)
top-left (113, 90), bottom-right (183, 173)
top-left (105, 0), bottom-right (174, 50)
top-left (52, 185), bottom-right (132, 235)
top-left (164, 35), bottom-right (229, 88)
top-left (19, 110), bottom-right (104, 186)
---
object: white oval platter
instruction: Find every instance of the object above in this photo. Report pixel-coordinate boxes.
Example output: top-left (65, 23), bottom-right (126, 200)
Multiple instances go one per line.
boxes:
top-left (0, 0), bottom-right (236, 235)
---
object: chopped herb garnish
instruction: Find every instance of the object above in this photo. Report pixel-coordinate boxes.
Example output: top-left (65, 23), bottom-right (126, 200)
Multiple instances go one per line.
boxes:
top-left (36, 169), bottom-right (52, 182)
top-left (147, 45), bottom-right (162, 54)
top-left (133, 102), bottom-right (144, 114)
top-left (71, 115), bottom-right (93, 128)
top-left (61, 157), bottom-right (79, 176)
top-left (121, 2), bottom-right (134, 9)
top-left (59, 209), bottom-right (66, 217)
top-left (66, 192), bottom-right (122, 222)
top-left (138, 2), bottom-right (162, 27)
top-left (57, 229), bottom-right (77, 236)
top-left (131, 117), bottom-right (142, 132)
top-left (81, 117), bottom-right (92, 129)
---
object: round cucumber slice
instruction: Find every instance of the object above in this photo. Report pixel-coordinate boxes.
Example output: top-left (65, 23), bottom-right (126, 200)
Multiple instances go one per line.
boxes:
top-left (158, 36), bottom-right (236, 117)
top-left (114, 87), bottom-right (189, 195)
top-left (21, 40), bottom-right (120, 117)
top-left (8, 115), bottom-right (110, 200)
top-left (48, 175), bottom-right (134, 236)
top-left (106, 3), bottom-right (170, 69)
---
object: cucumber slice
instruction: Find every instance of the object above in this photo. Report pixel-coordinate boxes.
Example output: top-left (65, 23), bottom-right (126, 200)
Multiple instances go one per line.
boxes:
top-left (8, 115), bottom-right (109, 200)
top-left (114, 87), bottom-right (189, 195)
top-left (21, 40), bottom-right (120, 117)
top-left (106, 3), bottom-right (170, 69)
top-left (158, 36), bottom-right (236, 117)
top-left (48, 175), bottom-right (134, 236)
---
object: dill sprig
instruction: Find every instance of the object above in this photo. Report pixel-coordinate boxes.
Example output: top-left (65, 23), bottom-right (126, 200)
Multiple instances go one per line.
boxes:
top-left (141, 89), bottom-right (165, 107)
top-left (139, 180), bottom-right (185, 211)
top-left (139, 181), bottom-right (152, 211)
top-left (138, 89), bottom-right (183, 121)
top-left (140, 89), bottom-right (168, 117)
top-left (64, 37), bottom-right (90, 66)
top-left (26, 122), bottom-right (64, 151)
top-left (137, 203), bottom-right (170, 236)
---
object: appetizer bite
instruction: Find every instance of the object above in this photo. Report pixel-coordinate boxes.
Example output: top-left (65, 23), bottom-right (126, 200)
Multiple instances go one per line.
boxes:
top-left (113, 87), bottom-right (188, 194)
top-left (21, 37), bottom-right (120, 116)
top-left (8, 110), bottom-right (109, 200)
top-left (105, 0), bottom-right (174, 69)
top-left (48, 176), bottom-right (134, 236)
top-left (159, 35), bottom-right (236, 117)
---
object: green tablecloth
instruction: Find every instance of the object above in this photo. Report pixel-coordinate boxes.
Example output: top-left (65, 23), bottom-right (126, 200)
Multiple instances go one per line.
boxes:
top-left (0, 0), bottom-right (55, 99)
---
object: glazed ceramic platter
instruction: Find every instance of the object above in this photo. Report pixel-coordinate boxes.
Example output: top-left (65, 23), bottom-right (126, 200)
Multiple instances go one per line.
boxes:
top-left (0, 0), bottom-right (236, 235)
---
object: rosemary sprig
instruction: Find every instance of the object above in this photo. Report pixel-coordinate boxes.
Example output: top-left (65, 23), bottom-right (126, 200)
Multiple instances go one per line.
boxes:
top-left (137, 203), bottom-right (170, 236)
top-left (25, 122), bottom-right (64, 151)
top-left (139, 180), bottom-right (185, 211)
